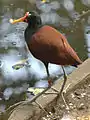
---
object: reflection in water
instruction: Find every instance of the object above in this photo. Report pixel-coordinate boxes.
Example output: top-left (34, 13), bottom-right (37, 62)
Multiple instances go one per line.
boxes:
top-left (1, 53), bottom-right (29, 83)
top-left (62, 0), bottom-right (81, 20)
top-left (62, 0), bottom-right (74, 12)
top-left (88, 16), bottom-right (90, 24)
top-left (81, 0), bottom-right (90, 7)
top-left (35, 80), bottom-right (49, 87)
top-left (13, 83), bottom-right (29, 95)
top-left (0, 104), bottom-right (6, 113)
top-left (84, 26), bottom-right (90, 57)
top-left (0, 60), bottom-right (3, 68)
top-left (36, 0), bottom-right (60, 12)
top-left (3, 87), bottom-right (13, 100)
top-left (69, 11), bottom-right (80, 20)
top-left (41, 12), bottom-right (71, 27)
top-left (0, 0), bottom-right (89, 114)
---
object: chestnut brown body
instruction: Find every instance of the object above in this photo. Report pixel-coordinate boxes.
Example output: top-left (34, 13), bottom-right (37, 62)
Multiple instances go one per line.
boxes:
top-left (10, 11), bottom-right (83, 99)
top-left (28, 25), bottom-right (82, 66)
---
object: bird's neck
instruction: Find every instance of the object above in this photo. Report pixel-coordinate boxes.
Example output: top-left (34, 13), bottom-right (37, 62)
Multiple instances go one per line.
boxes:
top-left (24, 25), bottom-right (40, 44)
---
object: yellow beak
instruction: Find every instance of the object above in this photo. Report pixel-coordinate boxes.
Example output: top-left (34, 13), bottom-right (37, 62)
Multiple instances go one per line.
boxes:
top-left (9, 12), bottom-right (29, 24)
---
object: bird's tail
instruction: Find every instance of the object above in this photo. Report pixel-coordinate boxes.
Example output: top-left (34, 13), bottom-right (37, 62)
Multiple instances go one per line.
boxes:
top-left (72, 60), bottom-right (82, 68)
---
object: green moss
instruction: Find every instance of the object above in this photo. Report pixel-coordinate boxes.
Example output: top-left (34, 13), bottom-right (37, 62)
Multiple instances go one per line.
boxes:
top-left (75, 0), bottom-right (89, 13)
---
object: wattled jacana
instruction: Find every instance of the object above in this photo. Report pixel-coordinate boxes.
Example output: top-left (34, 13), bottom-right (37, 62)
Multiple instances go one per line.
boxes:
top-left (10, 11), bottom-right (82, 109)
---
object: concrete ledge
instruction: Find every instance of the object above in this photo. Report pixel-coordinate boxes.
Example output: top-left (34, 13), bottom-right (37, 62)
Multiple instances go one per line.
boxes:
top-left (8, 58), bottom-right (90, 120)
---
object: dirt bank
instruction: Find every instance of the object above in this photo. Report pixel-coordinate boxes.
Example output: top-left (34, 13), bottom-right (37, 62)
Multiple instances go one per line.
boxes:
top-left (7, 58), bottom-right (90, 120)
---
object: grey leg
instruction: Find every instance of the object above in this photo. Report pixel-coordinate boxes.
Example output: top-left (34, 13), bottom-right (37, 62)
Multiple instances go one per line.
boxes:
top-left (59, 66), bottom-right (69, 110)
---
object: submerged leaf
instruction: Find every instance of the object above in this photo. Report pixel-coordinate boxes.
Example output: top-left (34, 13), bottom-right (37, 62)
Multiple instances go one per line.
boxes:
top-left (12, 58), bottom-right (30, 70)
top-left (12, 64), bottom-right (25, 70)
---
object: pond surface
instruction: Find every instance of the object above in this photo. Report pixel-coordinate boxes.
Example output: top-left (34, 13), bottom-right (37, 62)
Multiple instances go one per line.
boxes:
top-left (0, 0), bottom-right (90, 115)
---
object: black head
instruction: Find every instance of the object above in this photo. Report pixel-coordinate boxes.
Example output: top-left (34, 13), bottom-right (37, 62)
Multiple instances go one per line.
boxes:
top-left (24, 11), bottom-right (42, 28)
top-left (10, 11), bottom-right (42, 28)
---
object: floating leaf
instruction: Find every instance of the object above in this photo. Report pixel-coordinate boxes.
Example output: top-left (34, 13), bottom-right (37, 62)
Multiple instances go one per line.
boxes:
top-left (27, 87), bottom-right (45, 95)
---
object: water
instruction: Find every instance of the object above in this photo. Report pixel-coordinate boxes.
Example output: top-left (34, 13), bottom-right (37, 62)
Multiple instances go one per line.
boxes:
top-left (0, 0), bottom-right (90, 115)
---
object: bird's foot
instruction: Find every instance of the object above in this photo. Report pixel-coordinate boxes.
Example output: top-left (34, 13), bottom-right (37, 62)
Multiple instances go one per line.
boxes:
top-left (60, 84), bottom-right (71, 110)
top-left (34, 85), bottom-right (70, 116)
top-left (47, 78), bottom-right (70, 110)
top-left (44, 87), bottom-right (70, 110)
top-left (61, 91), bottom-right (70, 110)
top-left (62, 83), bottom-right (71, 94)
top-left (48, 84), bottom-right (71, 110)
top-left (35, 101), bottom-right (55, 119)
top-left (35, 101), bottom-right (48, 114)
top-left (51, 86), bottom-right (59, 93)
top-left (44, 86), bottom-right (59, 95)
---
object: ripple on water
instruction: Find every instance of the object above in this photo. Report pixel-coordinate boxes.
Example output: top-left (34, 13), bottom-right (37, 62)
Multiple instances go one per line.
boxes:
top-left (3, 87), bottom-right (13, 100)
top-left (63, 0), bottom-right (74, 12)
top-left (81, 0), bottom-right (90, 7)
top-left (41, 12), bottom-right (71, 27)
top-left (0, 104), bottom-right (6, 113)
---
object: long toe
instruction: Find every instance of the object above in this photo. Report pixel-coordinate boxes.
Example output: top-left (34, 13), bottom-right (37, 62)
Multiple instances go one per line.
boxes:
top-left (61, 92), bottom-right (70, 110)
top-left (51, 86), bottom-right (59, 93)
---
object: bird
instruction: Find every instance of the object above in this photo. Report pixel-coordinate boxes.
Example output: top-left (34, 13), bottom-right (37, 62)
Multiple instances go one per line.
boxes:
top-left (10, 11), bottom-right (82, 109)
